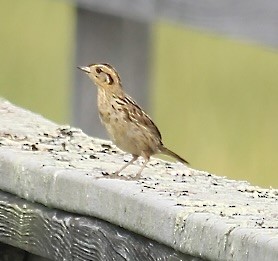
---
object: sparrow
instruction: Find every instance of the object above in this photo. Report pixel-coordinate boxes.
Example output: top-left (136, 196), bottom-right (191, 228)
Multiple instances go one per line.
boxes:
top-left (78, 63), bottom-right (189, 178)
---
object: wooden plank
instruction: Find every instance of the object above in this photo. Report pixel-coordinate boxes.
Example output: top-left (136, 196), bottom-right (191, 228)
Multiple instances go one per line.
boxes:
top-left (0, 190), bottom-right (193, 261)
top-left (76, 0), bottom-right (155, 22)
top-left (76, 0), bottom-right (278, 46)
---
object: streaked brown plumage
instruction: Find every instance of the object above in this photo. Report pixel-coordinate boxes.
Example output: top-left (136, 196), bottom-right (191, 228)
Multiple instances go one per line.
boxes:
top-left (78, 63), bottom-right (189, 178)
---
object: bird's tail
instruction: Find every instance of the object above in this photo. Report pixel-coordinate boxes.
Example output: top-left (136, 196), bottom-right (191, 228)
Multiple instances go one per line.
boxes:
top-left (160, 146), bottom-right (189, 165)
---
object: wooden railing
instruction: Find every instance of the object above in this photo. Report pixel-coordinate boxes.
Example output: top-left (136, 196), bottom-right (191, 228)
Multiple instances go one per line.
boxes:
top-left (0, 98), bottom-right (277, 260)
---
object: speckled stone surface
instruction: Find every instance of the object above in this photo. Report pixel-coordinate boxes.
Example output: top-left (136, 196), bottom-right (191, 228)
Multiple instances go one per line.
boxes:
top-left (0, 98), bottom-right (277, 261)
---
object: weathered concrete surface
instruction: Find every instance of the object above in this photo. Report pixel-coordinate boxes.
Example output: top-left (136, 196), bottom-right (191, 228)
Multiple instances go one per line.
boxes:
top-left (0, 98), bottom-right (277, 261)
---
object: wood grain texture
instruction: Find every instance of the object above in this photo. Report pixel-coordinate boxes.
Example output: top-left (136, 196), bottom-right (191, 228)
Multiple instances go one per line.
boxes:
top-left (0, 242), bottom-right (51, 261)
top-left (0, 190), bottom-right (199, 261)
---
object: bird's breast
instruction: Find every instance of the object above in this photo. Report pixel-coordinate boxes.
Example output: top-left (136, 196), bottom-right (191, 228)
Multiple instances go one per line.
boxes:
top-left (97, 90), bottom-right (161, 156)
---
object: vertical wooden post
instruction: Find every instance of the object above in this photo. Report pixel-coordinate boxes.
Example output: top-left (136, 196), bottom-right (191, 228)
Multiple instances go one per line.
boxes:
top-left (73, 8), bottom-right (150, 138)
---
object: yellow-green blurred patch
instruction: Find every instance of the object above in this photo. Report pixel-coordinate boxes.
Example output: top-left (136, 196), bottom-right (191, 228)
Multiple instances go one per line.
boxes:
top-left (152, 22), bottom-right (278, 188)
top-left (0, 0), bottom-right (75, 123)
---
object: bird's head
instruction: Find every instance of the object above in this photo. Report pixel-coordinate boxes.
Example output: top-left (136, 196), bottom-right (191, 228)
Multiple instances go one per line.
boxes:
top-left (78, 63), bottom-right (122, 92)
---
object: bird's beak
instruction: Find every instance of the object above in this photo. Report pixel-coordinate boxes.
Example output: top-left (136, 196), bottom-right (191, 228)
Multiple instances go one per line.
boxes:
top-left (77, 66), bottom-right (91, 73)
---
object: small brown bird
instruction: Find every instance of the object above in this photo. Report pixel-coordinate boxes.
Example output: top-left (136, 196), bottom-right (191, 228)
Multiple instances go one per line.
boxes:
top-left (78, 63), bottom-right (189, 178)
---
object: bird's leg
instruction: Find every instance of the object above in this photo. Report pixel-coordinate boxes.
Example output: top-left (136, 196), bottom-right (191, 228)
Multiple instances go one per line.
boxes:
top-left (132, 153), bottom-right (150, 180)
top-left (115, 154), bottom-right (138, 176)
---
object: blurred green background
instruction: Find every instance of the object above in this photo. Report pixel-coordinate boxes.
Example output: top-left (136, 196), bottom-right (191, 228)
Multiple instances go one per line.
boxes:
top-left (0, 0), bottom-right (75, 123)
top-left (1, 0), bottom-right (277, 188)
top-left (152, 23), bottom-right (278, 188)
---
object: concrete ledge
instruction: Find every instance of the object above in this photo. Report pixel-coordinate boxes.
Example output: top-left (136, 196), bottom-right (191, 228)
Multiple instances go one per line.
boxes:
top-left (0, 98), bottom-right (277, 261)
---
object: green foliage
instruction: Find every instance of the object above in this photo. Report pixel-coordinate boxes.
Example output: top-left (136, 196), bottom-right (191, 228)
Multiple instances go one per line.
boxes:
top-left (0, 0), bottom-right (75, 123)
top-left (152, 22), bottom-right (278, 188)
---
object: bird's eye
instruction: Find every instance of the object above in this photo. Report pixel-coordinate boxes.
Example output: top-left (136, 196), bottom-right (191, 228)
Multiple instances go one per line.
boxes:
top-left (96, 68), bottom-right (102, 74)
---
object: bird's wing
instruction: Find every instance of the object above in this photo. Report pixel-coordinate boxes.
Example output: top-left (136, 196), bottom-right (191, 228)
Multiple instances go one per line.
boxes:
top-left (115, 95), bottom-right (162, 140)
